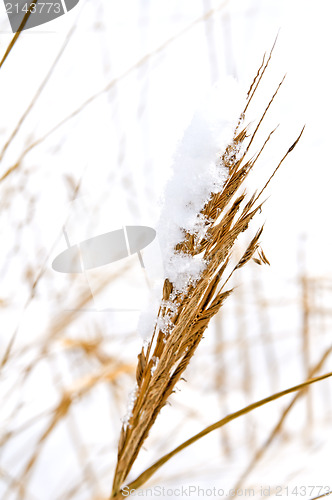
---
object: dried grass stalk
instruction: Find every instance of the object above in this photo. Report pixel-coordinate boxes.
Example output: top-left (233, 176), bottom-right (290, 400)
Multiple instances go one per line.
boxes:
top-left (124, 370), bottom-right (332, 492)
top-left (110, 50), bottom-right (305, 498)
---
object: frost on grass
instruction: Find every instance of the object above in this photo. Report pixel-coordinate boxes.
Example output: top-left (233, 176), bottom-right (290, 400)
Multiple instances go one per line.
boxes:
top-left (165, 252), bottom-right (207, 294)
top-left (157, 78), bottom-right (244, 295)
top-left (121, 383), bottom-right (138, 428)
top-left (137, 79), bottom-right (244, 341)
top-left (150, 356), bottom-right (159, 376)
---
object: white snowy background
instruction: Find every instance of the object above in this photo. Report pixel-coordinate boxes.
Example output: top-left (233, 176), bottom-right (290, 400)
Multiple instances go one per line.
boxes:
top-left (0, 1), bottom-right (332, 499)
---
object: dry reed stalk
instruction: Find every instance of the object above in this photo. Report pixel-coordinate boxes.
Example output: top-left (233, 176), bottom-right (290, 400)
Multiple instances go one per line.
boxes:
top-left (110, 47), bottom-right (306, 498)
top-left (0, 249), bottom-right (136, 497)
top-left (0, 0), bottom-right (39, 70)
top-left (299, 248), bottom-right (313, 432)
top-left (15, 359), bottom-right (135, 500)
top-left (233, 343), bottom-right (332, 493)
top-left (0, 2), bottom-right (230, 185)
top-left (253, 273), bottom-right (279, 391)
top-left (234, 279), bottom-right (256, 451)
top-left (213, 320), bottom-right (232, 457)
top-left (122, 370), bottom-right (332, 493)
top-left (0, 176), bottom-right (130, 370)
top-left (0, 25), bottom-right (76, 163)
top-left (310, 490), bottom-right (332, 500)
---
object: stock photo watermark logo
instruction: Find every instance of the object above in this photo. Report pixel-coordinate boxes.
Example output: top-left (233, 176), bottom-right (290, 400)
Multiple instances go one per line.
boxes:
top-left (52, 226), bottom-right (156, 274)
top-left (4, 0), bottom-right (80, 32)
top-left (52, 224), bottom-right (157, 313)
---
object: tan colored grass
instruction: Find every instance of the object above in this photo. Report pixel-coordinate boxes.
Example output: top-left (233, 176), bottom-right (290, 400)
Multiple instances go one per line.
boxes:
top-left (110, 47), bottom-right (306, 498)
top-left (0, 1), bottom-right (39, 70)
top-left (123, 370), bottom-right (332, 494)
top-left (233, 343), bottom-right (332, 493)
top-left (16, 360), bottom-right (135, 499)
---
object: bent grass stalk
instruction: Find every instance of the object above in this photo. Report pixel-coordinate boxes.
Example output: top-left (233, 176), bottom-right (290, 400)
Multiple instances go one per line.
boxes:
top-left (124, 370), bottom-right (332, 493)
top-left (110, 49), bottom-right (307, 498)
top-left (233, 343), bottom-right (332, 491)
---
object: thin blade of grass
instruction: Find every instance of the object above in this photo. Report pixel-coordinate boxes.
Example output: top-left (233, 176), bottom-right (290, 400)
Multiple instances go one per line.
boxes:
top-left (0, 0), bottom-right (39, 70)
top-left (122, 371), bottom-right (332, 495)
top-left (233, 344), bottom-right (332, 491)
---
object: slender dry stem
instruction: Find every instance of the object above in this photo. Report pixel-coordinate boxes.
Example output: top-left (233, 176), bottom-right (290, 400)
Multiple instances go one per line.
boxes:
top-left (110, 53), bottom-right (305, 497)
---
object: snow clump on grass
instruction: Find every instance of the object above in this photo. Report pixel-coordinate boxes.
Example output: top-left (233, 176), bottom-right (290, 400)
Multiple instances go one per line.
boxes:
top-left (157, 78), bottom-right (245, 295)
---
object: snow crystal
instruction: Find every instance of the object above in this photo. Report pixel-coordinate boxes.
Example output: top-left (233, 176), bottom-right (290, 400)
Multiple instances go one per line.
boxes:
top-left (157, 78), bottom-right (245, 294)
top-left (121, 383), bottom-right (138, 428)
top-left (150, 356), bottom-right (159, 376)
top-left (161, 299), bottom-right (178, 313)
top-left (137, 79), bottom-right (245, 341)
top-left (164, 252), bottom-right (207, 294)
top-left (156, 311), bottom-right (175, 335)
